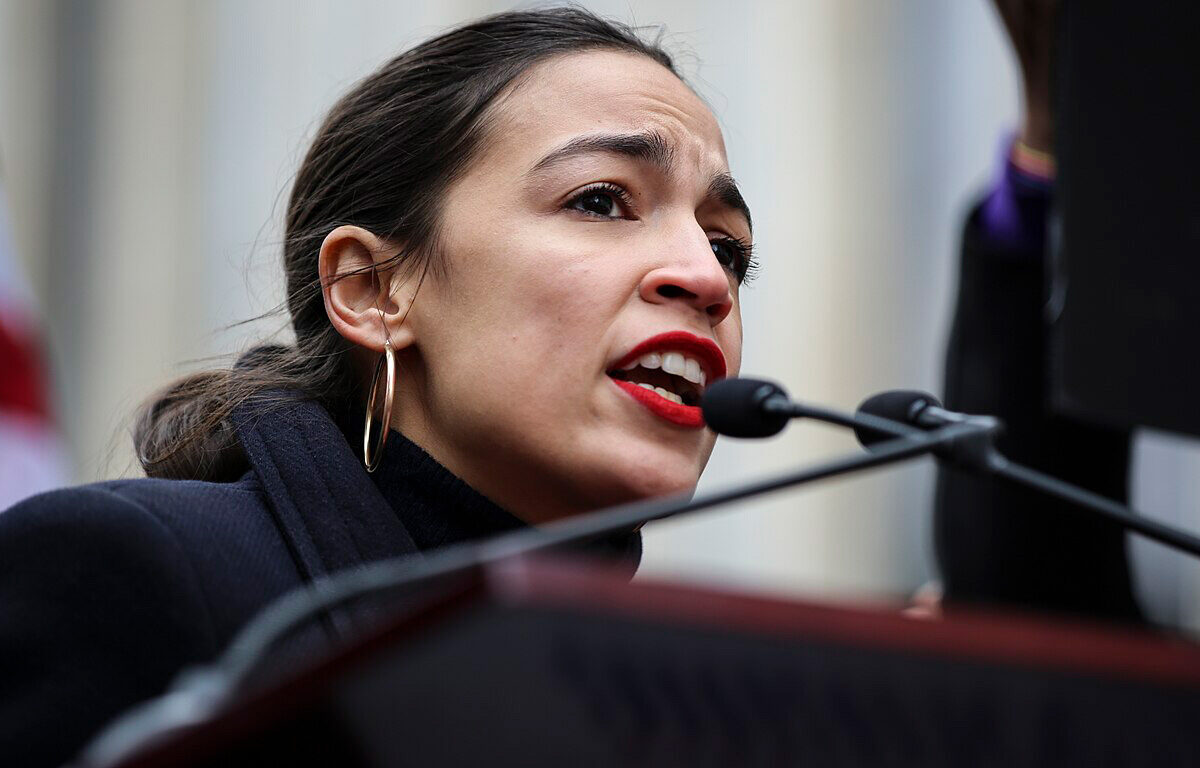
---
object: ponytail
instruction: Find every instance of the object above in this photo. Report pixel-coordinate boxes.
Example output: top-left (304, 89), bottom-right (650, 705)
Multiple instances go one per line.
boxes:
top-left (133, 343), bottom-right (354, 481)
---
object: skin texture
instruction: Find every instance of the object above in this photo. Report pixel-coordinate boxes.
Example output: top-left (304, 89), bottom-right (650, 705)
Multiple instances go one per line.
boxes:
top-left (992, 0), bottom-right (1057, 152)
top-left (321, 50), bottom-right (750, 523)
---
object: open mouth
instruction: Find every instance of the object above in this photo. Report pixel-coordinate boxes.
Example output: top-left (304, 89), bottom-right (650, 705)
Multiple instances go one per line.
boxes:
top-left (606, 331), bottom-right (726, 428)
top-left (607, 351), bottom-right (706, 407)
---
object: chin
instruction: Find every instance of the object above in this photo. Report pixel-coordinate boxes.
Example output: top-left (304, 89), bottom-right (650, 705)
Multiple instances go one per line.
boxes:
top-left (582, 445), bottom-right (707, 508)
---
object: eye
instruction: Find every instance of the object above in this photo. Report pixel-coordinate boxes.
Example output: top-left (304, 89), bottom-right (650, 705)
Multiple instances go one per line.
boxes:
top-left (565, 183), bottom-right (633, 220)
top-left (710, 235), bottom-right (759, 285)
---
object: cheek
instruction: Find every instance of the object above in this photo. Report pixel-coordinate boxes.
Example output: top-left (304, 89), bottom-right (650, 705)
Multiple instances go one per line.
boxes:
top-left (429, 248), bottom-right (619, 398)
top-left (716, 311), bottom-right (744, 378)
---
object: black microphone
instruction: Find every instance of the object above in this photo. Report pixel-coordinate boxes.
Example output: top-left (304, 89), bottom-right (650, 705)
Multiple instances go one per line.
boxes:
top-left (853, 390), bottom-right (944, 445)
top-left (855, 390), bottom-right (1001, 470)
top-left (700, 378), bottom-right (791, 437)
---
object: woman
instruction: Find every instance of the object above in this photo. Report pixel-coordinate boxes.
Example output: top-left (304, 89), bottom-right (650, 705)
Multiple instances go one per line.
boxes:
top-left (0, 8), bottom-right (754, 766)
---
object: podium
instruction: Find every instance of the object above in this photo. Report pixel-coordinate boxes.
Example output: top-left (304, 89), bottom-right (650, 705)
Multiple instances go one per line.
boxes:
top-left (95, 557), bottom-right (1200, 767)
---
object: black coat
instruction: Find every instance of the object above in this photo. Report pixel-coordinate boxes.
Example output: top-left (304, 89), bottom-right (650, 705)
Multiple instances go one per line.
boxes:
top-left (0, 393), bottom-right (611, 767)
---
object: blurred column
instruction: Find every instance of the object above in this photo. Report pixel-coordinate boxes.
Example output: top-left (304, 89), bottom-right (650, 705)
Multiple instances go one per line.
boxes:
top-left (70, 0), bottom-right (206, 480)
top-left (0, 0), bottom-right (56, 297)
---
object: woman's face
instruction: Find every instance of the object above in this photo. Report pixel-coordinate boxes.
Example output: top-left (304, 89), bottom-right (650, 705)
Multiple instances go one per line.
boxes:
top-left (395, 50), bottom-right (751, 522)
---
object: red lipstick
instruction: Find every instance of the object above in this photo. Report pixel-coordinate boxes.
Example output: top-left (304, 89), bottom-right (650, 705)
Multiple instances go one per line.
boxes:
top-left (611, 379), bottom-right (704, 427)
top-left (608, 331), bottom-right (727, 429)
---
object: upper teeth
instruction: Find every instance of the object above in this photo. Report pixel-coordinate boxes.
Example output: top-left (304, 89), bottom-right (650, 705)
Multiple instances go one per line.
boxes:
top-left (623, 351), bottom-right (707, 386)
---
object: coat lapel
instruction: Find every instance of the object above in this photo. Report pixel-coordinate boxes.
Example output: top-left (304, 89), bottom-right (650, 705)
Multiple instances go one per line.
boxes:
top-left (233, 394), bottom-right (421, 592)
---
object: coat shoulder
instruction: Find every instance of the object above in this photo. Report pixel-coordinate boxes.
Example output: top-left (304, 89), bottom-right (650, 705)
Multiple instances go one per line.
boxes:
top-left (0, 482), bottom-right (225, 766)
top-left (4, 475), bottom-right (305, 635)
top-left (0, 477), bottom-right (304, 767)
top-left (0, 480), bottom-right (227, 602)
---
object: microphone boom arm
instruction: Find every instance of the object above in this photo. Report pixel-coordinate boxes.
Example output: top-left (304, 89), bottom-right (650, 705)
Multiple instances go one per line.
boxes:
top-left (987, 455), bottom-right (1200, 560)
top-left (852, 387), bottom-right (1200, 561)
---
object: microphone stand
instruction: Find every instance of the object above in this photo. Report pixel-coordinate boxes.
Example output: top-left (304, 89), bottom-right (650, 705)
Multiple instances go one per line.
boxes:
top-left (986, 455), bottom-right (1200, 561)
top-left (81, 418), bottom-right (984, 768)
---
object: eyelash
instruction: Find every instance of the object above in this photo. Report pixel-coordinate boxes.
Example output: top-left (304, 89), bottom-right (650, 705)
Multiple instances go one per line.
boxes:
top-left (712, 235), bottom-right (759, 285)
top-left (566, 182), bottom-right (634, 219)
top-left (564, 183), bottom-right (759, 285)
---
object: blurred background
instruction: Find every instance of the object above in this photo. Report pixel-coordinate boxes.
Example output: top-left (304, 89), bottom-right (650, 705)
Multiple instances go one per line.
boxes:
top-left (2, 0), bottom-right (1199, 626)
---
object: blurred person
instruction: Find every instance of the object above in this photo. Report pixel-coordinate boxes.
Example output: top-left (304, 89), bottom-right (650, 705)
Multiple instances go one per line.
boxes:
top-left (0, 173), bottom-right (68, 510)
top-left (0, 9), bottom-right (751, 766)
top-left (933, 0), bottom-right (1143, 622)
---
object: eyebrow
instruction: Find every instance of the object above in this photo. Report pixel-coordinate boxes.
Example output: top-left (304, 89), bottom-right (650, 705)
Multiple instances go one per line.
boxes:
top-left (527, 130), bottom-right (753, 233)
top-left (529, 131), bottom-right (675, 175)
top-left (708, 172), bottom-right (753, 233)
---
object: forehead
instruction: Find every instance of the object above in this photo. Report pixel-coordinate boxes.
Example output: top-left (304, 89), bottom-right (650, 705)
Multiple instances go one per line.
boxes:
top-left (486, 49), bottom-right (729, 173)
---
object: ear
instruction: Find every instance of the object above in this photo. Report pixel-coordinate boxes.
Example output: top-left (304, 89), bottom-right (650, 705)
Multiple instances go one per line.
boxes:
top-left (319, 225), bottom-right (419, 354)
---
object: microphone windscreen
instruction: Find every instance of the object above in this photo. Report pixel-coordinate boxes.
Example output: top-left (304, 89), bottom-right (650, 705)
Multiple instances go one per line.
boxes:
top-left (701, 378), bottom-right (790, 438)
top-left (854, 390), bottom-right (943, 447)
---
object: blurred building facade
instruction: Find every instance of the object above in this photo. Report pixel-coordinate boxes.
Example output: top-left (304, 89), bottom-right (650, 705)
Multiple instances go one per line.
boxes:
top-left (3, 0), bottom-right (1198, 626)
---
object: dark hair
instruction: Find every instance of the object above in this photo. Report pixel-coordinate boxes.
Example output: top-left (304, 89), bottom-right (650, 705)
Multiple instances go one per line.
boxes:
top-left (134, 7), bottom-right (677, 482)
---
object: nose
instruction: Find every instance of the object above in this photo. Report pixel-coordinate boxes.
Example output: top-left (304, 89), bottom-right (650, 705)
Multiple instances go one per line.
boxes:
top-left (638, 229), bottom-right (734, 325)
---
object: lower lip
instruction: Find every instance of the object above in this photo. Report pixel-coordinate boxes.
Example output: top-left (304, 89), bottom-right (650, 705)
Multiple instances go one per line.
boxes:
top-left (611, 378), bottom-right (705, 429)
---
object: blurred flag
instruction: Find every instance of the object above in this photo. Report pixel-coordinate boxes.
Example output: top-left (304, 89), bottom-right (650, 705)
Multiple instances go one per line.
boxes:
top-left (0, 177), bottom-right (68, 510)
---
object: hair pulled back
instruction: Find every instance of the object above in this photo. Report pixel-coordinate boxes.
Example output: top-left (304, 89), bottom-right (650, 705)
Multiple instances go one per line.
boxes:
top-left (134, 7), bottom-right (676, 481)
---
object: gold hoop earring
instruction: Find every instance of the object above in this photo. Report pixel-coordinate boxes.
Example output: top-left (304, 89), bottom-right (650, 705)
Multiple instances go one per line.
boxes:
top-left (363, 338), bottom-right (396, 473)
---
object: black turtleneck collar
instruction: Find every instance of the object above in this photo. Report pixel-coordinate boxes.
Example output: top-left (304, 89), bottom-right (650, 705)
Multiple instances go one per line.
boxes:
top-left (321, 396), bottom-right (642, 567)
top-left (367, 429), bottom-right (526, 551)
top-left (365, 427), bottom-right (643, 567)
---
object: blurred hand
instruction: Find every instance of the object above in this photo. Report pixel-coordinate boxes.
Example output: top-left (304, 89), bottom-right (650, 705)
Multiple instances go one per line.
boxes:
top-left (992, 0), bottom-right (1058, 153)
top-left (902, 580), bottom-right (944, 620)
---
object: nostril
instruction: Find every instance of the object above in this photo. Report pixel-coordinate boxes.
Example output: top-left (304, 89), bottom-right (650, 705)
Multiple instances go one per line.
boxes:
top-left (656, 284), bottom-right (693, 300)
